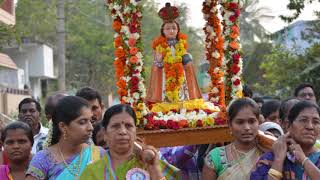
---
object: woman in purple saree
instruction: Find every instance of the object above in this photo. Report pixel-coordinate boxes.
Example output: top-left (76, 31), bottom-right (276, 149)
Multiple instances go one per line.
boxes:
top-left (250, 101), bottom-right (320, 180)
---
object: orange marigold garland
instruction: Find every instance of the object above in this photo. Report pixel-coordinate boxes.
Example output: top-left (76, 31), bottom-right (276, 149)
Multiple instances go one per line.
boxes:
top-left (221, 0), bottom-right (243, 104)
top-left (107, 0), bottom-right (148, 126)
top-left (203, 0), bottom-right (226, 108)
top-left (152, 33), bottom-right (187, 102)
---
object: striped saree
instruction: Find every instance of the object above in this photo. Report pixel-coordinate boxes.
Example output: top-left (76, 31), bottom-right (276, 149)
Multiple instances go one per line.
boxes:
top-left (80, 150), bottom-right (181, 180)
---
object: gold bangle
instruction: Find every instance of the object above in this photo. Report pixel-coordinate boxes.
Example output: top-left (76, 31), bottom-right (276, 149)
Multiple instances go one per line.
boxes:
top-left (268, 173), bottom-right (280, 180)
top-left (302, 157), bottom-right (309, 167)
top-left (268, 168), bottom-right (283, 179)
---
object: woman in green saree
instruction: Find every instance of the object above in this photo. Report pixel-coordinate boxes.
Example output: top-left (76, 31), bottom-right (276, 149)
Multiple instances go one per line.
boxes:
top-left (80, 104), bottom-right (180, 180)
top-left (202, 98), bottom-right (265, 180)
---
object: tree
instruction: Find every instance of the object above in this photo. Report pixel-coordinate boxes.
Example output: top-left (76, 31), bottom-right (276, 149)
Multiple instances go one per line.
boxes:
top-left (242, 42), bottom-right (273, 86)
top-left (280, 0), bottom-right (320, 23)
top-left (253, 0), bottom-right (320, 100)
top-left (256, 44), bottom-right (320, 99)
top-left (15, 0), bottom-right (57, 44)
top-left (65, 0), bottom-right (115, 95)
top-left (240, 0), bottom-right (273, 45)
top-left (0, 23), bottom-right (18, 50)
top-left (239, 0), bottom-right (274, 88)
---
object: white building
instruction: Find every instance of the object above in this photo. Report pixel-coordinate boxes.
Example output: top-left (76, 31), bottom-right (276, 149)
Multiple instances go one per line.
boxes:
top-left (1, 0), bottom-right (56, 119)
top-left (272, 20), bottom-right (320, 53)
top-left (3, 43), bottom-right (55, 100)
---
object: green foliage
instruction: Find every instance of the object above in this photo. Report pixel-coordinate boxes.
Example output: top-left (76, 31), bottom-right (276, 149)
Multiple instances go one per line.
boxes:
top-left (255, 0), bottom-right (320, 99)
top-left (65, 0), bottom-right (115, 97)
top-left (240, 0), bottom-right (272, 45)
top-left (242, 42), bottom-right (273, 86)
top-left (0, 23), bottom-right (17, 50)
top-left (280, 0), bottom-right (320, 23)
top-left (15, 0), bottom-right (57, 44)
top-left (239, 0), bottom-right (273, 90)
top-left (256, 44), bottom-right (320, 99)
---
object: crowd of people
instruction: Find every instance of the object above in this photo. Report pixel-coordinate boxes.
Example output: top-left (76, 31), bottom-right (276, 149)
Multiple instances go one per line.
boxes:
top-left (0, 83), bottom-right (318, 179)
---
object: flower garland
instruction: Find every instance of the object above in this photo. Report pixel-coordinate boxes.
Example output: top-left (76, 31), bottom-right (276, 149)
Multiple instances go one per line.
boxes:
top-left (144, 100), bottom-right (225, 130)
top-left (202, 0), bottom-right (226, 107)
top-left (221, 0), bottom-right (243, 104)
top-left (107, 0), bottom-right (148, 126)
top-left (152, 33), bottom-right (188, 102)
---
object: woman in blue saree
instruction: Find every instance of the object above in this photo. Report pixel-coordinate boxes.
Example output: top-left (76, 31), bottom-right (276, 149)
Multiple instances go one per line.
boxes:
top-left (250, 101), bottom-right (320, 180)
top-left (26, 96), bottom-right (104, 180)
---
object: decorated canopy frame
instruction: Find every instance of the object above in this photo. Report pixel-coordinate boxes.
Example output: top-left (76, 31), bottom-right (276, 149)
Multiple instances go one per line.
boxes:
top-left (106, 0), bottom-right (244, 147)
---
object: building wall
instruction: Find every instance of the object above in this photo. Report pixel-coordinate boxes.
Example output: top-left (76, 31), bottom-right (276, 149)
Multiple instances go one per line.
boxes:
top-left (273, 20), bottom-right (320, 53)
top-left (0, 66), bottom-right (18, 88)
top-left (6, 44), bottom-right (55, 79)
top-left (0, 0), bottom-right (15, 25)
top-left (27, 44), bottom-right (54, 78)
top-left (30, 77), bottom-right (41, 100)
top-left (42, 45), bottom-right (54, 78)
top-left (0, 92), bottom-right (30, 116)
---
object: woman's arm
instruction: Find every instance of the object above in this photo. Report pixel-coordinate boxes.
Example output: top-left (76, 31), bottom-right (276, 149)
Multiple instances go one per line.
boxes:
top-left (202, 164), bottom-right (217, 180)
top-left (267, 159), bottom-right (285, 180)
top-left (267, 134), bottom-right (289, 180)
top-left (287, 139), bottom-right (320, 180)
top-left (303, 159), bottom-right (320, 180)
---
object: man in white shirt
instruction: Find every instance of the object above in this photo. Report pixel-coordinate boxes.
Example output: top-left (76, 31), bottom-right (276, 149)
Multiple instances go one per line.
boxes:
top-left (18, 98), bottom-right (48, 154)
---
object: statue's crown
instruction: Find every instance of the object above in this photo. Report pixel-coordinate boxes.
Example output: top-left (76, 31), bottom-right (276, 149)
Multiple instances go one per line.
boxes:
top-left (158, 3), bottom-right (179, 22)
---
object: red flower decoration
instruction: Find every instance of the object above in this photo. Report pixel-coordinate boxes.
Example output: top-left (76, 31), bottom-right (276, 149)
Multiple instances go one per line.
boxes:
top-left (229, 2), bottom-right (239, 10)
top-left (172, 121), bottom-right (179, 130)
top-left (130, 23), bottom-right (138, 33)
top-left (231, 64), bottom-right (240, 74)
top-left (233, 79), bottom-right (241, 86)
top-left (130, 47), bottom-right (139, 55)
top-left (196, 120), bottom-right (203, 127)
top-left (232, 53), bottom-right (241, 61)
top-left (128, 38), bottom-right (136, 47)
top-left (129, 56), bottom-right (139, 64)
top-left (233, 53), bottom-right (240, 64)
top-left (167, 120), bottom-right (174, 129)
top-left (215, 118), bottom-right (225, 125)
top-left (229, 15), bottom-right (237, 22)
top-left (130, 76), bottom-right (139, 85)
top-left (235, 9), bottom-right (241, 17)
top-left (132, 69), bottom-right (139, 74)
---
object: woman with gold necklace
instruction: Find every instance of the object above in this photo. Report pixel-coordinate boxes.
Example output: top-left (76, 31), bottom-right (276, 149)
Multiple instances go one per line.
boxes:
top-left (146, 2), bottom-right (202, 103)
top-left (26, 96), bottom-right (105, 180)
top-left (202, 98), bottom-right (264, 180)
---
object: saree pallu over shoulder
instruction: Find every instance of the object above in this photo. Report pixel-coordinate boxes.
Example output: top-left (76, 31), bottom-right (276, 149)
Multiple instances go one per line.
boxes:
top-left (80, 151), bottom-right (181, 180)
top-left (26, 145), bottom-right (104, 180)
top-left (217, 148), bottom-right (262, 180)
top-left (250, 151), bottom-right (320, 180)
top-left (206, 146), bottom-right (263, 180)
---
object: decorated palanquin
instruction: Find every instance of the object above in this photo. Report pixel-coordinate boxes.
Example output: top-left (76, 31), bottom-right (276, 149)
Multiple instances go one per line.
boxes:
top-left (106, 0), bottom-right (243, 147)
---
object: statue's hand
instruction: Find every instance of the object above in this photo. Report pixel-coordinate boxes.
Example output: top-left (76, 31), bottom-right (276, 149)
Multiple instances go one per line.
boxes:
top-left (154, 52), bottom-right (163, 63)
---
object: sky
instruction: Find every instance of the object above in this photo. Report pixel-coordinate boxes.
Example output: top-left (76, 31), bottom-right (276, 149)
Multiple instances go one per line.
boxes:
top-left (154, 0), bottom-right (320, 33)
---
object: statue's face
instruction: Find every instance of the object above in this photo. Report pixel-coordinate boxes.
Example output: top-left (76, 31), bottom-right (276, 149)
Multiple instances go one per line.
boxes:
top-left (163, 22), bottom-right (178, 39)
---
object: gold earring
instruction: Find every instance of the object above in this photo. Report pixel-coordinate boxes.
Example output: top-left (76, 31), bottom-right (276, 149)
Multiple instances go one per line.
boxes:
top-left (63, 129), bottom-right (67, 140)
